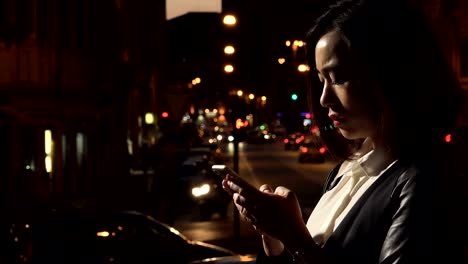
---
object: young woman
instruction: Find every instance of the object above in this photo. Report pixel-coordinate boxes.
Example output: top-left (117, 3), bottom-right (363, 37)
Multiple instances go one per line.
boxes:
top-left (222, 0), bottom-right (465, 263)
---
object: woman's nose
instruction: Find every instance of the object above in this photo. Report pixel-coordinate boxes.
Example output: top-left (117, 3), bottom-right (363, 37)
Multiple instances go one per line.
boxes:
top-left (320, 82), bottom-right (335, 108)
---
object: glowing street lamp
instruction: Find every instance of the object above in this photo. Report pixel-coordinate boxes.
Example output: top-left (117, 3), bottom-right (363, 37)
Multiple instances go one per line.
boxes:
top-left (224, 45), bottom-right (235, 55)
top-left (224, 64), bottom-right (234, 73)
top-left (237, 90), bottom-right (243, 97)
top-left (261, 96), bottom-right (267, 102)
top-left (223, 15), bottom-right (237, 26)
top-left (293, 40), bottom-right (305, 47)
top-left (248, 94), bottom-right (255, 100)
top-left (298, 64), bottom-right (310, 72)
top-left (145, 113), bottom-right (155, 124)
top-left (192, 77), bottom-right (201, 85)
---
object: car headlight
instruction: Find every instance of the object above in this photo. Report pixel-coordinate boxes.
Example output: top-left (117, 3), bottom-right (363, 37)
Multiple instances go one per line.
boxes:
top-left (192, 184), bottom-right (211, 197)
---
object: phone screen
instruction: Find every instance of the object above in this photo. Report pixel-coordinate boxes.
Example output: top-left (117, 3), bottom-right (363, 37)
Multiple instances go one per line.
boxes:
top-left (211, 164), bottom-right (239, 178)
top-left (211, 164), bottom-right (252, 186)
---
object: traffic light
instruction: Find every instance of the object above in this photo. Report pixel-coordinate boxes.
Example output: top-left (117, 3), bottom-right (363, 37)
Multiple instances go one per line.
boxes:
top-left (291, 94), bottom-right (298, 101)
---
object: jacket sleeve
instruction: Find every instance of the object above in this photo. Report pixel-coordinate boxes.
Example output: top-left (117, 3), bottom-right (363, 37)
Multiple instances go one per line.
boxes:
top-left (378, 167), bottom-right (416, 263)
top-left (378, 166), bottom-right (453, 264)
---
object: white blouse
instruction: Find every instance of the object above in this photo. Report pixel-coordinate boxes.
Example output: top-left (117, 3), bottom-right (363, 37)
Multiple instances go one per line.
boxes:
top-left (306, 144), bottom-right (396, 246)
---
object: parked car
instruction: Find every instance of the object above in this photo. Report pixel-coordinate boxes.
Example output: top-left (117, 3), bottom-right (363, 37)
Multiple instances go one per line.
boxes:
top-left (283, 132), bottom-right (304, 150)
top-left (176, 147), bottom-right (231, 219)
top-left (9, 210), bottom-right (236, 264)
top-left (189, 164), bottom-right (232, 220)
top-left (298, 134), bottom-right (327, 163)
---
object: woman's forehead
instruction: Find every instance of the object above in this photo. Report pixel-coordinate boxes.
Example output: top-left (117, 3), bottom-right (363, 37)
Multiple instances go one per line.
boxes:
top-left (315, 31), bottom-right (352, 70)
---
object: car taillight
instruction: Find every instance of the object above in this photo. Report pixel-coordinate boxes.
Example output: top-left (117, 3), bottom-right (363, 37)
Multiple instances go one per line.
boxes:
top-left (301, 147), bottom-right (308, 153)
top-left (295, 139), bottom-right (301, 144)
top-left (284, 139), bottom-right (289, 143)
top-left (319, 147), bottom-right (327, 154)
top-left (444, 134), bottom-right (451, 143)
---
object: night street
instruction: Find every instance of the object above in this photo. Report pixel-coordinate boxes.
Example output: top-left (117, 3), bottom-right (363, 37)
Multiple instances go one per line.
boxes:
top-left (173, 141), bottom-right (337, 254)
top-left (1, 0), bottom-right (467, 262)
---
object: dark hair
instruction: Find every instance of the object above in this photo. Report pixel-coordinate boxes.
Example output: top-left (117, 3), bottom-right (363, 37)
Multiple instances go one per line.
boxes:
top-left (305, 0), bottom-right (462, 161)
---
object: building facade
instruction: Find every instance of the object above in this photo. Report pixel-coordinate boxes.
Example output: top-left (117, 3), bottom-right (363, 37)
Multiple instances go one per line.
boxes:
top-left (0, 0), bottom-right (167, 209)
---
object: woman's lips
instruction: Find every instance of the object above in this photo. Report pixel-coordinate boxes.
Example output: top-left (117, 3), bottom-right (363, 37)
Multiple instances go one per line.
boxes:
top-left (329, 114), bottom-right (344, 127)
top-left (333, 120), bottom-right (342, 127)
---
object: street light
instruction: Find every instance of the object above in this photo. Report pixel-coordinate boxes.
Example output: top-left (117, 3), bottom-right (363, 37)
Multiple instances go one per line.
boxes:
top-left (224, 64), bottom-right (234, 73)
top-left (145, 113), bottom-right (155, 124)
top-left (224, 45), bottom-right (235, 55)
top-left (237, 90), bottom-right (243, 97)
top-left (192, 77), bottom-right (201, 85)
top-left (261, 96), bottom-right (267, 102)
top-left (248, 94), bottom-right (255, 100)
top-left (223, 15), bottom-right (237, 26)
top-left (278, 58), bottom-right (286, 64)
top-left (293, 40), bottom-right (305, 47)
top-left (298, 64), bottom-right (310, 72)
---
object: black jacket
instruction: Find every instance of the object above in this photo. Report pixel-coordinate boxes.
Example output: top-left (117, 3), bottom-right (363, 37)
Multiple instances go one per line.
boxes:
top-left (256, 160), bottom-right (464, 264)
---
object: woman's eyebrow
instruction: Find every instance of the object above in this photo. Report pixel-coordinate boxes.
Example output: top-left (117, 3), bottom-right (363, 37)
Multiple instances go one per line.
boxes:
top-left (321, 62), bottom-right (341, 73)
top-left (315, 63), bottom-right (340, 75)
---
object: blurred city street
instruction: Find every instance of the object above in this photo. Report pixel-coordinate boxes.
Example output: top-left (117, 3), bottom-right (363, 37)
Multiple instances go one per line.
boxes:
top-left (173, 141), bottom-right (336, 254)
top-left (0, 0), bottom-right (467, 262)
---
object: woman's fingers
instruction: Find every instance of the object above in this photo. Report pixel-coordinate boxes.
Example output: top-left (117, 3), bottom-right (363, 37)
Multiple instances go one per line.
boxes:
top-left (259, 184), bottom-right (273, 193)
top-left (233, 193), bottom-right (257, 223)
top-left (221, 179), bottom-right (234, 195)
top-left (274, 186), bottom-right (291, 197)
top-left (226, 178), bottom-right (242, 193)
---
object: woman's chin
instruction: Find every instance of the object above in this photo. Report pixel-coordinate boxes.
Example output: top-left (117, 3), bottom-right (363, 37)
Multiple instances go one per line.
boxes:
top-left (338, 128), bottom-right (362, 140)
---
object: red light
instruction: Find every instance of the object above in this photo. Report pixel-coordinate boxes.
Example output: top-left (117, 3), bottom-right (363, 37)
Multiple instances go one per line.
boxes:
top-left (319, 147), bottom-right (327, 154)
top-left (444, 134), bottom-right (452, 143)
top-left (305, 113), bottom-right (311, 119)
top-left (295, 139), bottom-right (301, 144)
top-left (311, 126), bottom-right (319, 134)
top-left (301, 147), bottom-right (308, 153)
top-left (284, 139), bottom-right (289, 144)
top-left (162, 112), bottom-right (169, 118)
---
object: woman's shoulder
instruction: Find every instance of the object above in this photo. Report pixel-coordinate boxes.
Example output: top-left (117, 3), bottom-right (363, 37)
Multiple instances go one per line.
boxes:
top-left (387, 159), bottom-right (453, 200)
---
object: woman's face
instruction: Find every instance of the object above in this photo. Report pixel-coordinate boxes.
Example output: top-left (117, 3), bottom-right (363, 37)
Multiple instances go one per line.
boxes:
top-left (315, 31), bottom-right (380, 140)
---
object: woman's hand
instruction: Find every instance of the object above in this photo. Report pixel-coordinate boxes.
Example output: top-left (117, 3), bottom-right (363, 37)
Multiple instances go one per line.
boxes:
top-left (259, 185), bottom-right (284, 256)
top-left (222, 175), bottom-right (309, 247)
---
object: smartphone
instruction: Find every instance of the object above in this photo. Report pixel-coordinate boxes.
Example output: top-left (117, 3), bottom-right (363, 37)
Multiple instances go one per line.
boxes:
top-left (211, 164), bottom-right (241, 179)
top-left (211, 164), bottom-right (254, 189)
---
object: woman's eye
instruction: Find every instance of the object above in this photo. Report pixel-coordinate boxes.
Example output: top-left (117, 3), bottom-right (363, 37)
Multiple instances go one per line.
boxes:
top-left (331, 77), bottom-right (346, 85)
top-left (330, 71), bottom-right (348, 85)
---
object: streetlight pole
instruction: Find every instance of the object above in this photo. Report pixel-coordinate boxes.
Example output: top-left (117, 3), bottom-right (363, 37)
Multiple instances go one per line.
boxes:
top-left (223, 12), bottom-right (241, 241)
top-left (232, 126), bottom-right (240, 241)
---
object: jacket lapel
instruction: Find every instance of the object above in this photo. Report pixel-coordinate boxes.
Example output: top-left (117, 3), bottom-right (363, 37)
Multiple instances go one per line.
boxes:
top-left (323, 161), bottom-right (406, 251)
